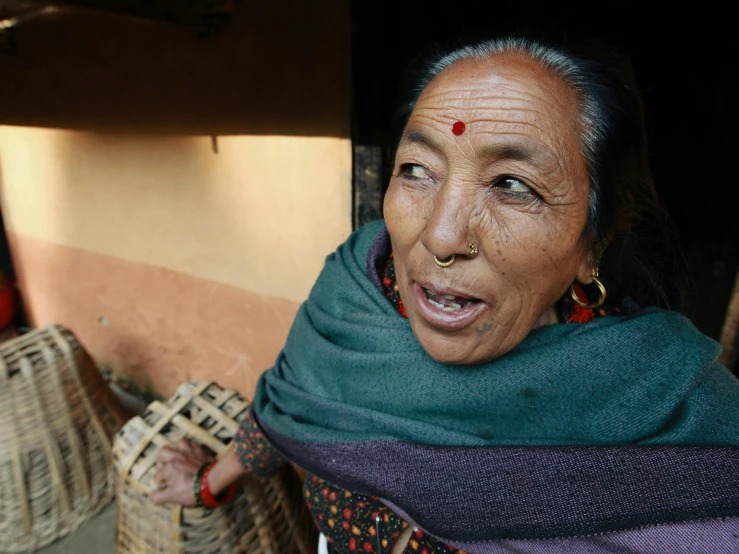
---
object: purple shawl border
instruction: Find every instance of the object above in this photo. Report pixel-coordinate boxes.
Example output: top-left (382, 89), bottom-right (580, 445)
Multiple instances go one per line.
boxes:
top-left (384, 499), bottom-right (739, 553)
top-left (254, 411), bottom-right (739, 542)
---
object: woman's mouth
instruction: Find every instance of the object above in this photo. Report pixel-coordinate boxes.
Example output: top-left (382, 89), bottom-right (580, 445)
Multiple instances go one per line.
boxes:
top-left (423, 287), bottom-right (480, 311)
top-left (412, 282), bottom-right (486, 330)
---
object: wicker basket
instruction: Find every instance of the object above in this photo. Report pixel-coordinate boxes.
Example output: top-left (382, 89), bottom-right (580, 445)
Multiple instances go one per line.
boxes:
top-left (113, 381), bottom-right (317, 554)
top-left (0, 325), bottom-right (129, 553)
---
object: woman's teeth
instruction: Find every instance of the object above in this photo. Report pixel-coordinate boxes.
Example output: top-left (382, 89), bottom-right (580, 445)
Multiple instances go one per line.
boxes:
top-left (424, 288), bottom-right (478, 311)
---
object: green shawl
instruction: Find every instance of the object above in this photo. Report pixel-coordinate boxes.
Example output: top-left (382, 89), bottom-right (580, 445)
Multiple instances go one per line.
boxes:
top-left (254, 220), bottom-right (739, 448)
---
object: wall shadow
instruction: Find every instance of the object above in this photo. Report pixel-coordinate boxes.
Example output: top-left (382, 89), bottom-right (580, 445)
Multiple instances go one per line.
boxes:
top-left (0, 1), bottom-right (350, 138)
top-left (0, 157), bottom-right (13, 279)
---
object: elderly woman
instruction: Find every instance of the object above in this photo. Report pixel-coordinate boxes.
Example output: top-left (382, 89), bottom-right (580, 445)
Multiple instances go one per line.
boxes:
top-left (151, 37), bottom-right (739, 553)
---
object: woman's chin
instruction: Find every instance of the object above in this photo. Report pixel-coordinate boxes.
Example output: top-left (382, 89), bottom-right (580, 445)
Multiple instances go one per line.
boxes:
top-left (425, 347), bottom-right (479, 365)
top-left (410, 323), bottom-right (501, 365)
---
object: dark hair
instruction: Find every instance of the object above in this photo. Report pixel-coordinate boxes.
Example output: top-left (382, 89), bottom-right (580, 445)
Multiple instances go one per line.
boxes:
top-left (392, 36), bottom-right (684, 311)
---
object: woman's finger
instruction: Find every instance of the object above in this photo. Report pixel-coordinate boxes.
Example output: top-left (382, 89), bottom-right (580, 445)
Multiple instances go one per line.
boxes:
top-left (150, 486), bottom-right (173, 505)
top-left (194, 448), bottom-right (211, 465)
top-left (188, 441), bottom-right (210, 462)
top-left (157, 446), bottom-right (182, 464)
top-left (149, 463), bottom-right (198, 506)
top-left (175, 439), bottom-right (194, 454)
top-left (177, 439), bottom-right (207, 463)
top-left (153, 464), bottom-right (169, 486)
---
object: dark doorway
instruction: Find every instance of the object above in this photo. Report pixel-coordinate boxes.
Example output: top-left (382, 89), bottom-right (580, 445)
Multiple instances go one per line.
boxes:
top-left (351, 1), bottom-right (738, 350)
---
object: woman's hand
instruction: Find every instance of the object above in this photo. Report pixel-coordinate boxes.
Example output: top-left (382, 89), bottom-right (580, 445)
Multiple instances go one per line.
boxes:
top-left (150, 439), bottom-right (212, 506)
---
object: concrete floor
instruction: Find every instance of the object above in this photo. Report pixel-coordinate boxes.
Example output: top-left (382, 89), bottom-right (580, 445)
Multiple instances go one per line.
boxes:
top-left (35, 500), bottom-right (117, 553)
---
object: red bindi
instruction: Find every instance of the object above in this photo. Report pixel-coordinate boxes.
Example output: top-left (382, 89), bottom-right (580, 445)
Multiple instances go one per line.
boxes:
top-left (452, 121), bottom-right (466, 136)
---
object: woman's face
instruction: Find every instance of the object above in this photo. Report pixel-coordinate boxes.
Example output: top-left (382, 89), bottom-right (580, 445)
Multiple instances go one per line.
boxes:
top-left (384, 52), bottom-right (594, 365)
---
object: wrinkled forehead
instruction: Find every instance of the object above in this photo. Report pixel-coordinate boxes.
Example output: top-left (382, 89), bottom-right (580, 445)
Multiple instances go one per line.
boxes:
top-left (409, 52), bottom-right (582, 138)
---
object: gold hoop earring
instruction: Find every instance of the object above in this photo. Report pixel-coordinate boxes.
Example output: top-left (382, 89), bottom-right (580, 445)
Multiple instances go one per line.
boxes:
top-left (433, 254), bottom-right (455, 268)
top-left (468, 242), bottom-right (478, 256)
top-left (569, 269), bottom-right (607, 309)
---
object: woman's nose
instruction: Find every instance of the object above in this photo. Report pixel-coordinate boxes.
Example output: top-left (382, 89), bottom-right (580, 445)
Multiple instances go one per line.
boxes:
top-left (420, 184), bottom-right (474, 262)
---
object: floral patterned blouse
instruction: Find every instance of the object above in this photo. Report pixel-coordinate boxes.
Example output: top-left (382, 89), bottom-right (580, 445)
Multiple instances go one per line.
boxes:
top-left (234, 253), bottom-right (614, 553)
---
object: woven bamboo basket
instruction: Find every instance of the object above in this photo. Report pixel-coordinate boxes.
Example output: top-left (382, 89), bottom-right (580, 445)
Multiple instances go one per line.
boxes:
top-left (0, 325), bottom-right (129, 553)
top-left (113, 381), bottom-right (317, 554)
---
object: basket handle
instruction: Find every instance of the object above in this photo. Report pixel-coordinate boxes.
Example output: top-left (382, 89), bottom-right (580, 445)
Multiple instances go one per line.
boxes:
top-left (148, 401), bottom-right (230, 455)
top-left (117, 382), bottom-right (213, 477)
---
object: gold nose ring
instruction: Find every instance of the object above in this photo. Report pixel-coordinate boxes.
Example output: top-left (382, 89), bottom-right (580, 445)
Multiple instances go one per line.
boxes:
top-left (468, 242), bottom-right (478, 255)
top-left (433, 254), bottom-right (455, 268)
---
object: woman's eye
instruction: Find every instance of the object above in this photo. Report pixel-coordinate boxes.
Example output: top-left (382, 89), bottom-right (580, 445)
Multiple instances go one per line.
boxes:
top-left (400, 164), bottom-right (431, 180)
top-left (496, 176), bottom-right (534, 195)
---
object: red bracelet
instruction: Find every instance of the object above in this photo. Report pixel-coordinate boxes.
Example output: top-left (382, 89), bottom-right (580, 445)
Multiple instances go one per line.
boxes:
top-left (198, 463), bottom-right (238, 508)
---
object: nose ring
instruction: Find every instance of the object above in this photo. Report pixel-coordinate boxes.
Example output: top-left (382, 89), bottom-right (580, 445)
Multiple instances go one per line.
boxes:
top-left (468, 242), bottom-right (478, 255)
top-left (433, 254), bottom-right (455, 268)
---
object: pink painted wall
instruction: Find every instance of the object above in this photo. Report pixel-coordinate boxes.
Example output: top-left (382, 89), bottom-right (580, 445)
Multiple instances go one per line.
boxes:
top-left (7, 234), bottom-right (299, 397)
